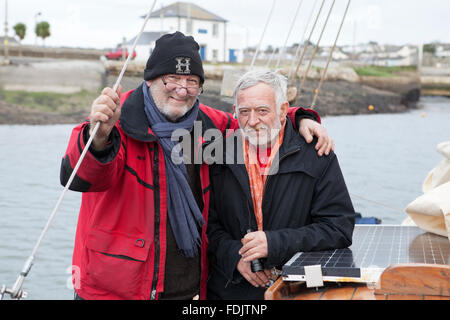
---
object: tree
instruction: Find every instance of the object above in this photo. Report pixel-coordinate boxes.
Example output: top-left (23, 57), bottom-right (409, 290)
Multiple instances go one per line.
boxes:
top-left (35, 21), bottom-right (50, 46)
top-left (423, 43), bottom-right (436, 55)
top-left (13, 23), bottom-right (27, 56)
top-left (13, 23), bottom-right (26, 42)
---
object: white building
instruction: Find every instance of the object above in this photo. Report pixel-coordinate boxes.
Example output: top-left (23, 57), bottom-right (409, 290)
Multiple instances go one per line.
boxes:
top-left (128, 2), bottom-right (244, 63)
top-left (319, 47), bottom-right (349, 60)
top-left (436, 44), bottom-right (450, 58)
top-left (341, 43), bottom-right (419, 66)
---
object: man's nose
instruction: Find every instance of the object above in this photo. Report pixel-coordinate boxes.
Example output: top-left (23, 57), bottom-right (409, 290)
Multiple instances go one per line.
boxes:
top-left (247, 110), bottom-right (259, 127)
top-left (175, 86), bottom-right (188, 98)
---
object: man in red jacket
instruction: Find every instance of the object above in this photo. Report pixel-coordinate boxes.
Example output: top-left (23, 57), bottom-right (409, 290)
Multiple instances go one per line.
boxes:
top-left (60, 31), bottom-right (334, 300)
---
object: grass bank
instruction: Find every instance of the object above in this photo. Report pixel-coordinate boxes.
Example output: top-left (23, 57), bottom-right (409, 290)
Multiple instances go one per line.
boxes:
top-left (0, 88), bottom-right (97, 113)
top-left (353, 65), bottom-right (417, 77)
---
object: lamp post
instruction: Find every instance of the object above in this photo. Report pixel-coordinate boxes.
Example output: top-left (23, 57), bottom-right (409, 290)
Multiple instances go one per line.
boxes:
top-left (34, 12), bottom-right (41, 45)
top-left (3, 0), bottom-right (9, 64)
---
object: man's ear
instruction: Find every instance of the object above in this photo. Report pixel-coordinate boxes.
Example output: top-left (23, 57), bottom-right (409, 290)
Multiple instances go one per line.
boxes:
top-left (279, 101), bottom-right (289, 120)
top-left (233, 105), bottom-right (237, 118)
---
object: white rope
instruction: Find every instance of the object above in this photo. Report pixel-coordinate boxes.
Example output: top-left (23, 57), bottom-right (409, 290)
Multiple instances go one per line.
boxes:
top-left (293, 0), bottom-right (326, 79)
top-left (275, 0), bottom-right (303, 69)
top-left (298, 0), bottom-right (336, 93)
top-left (265, 45), bottom-right (277, 68)
top-left (7, 0), bottom-right (158, 299)
top-left (288, 0), bottom-right (318, 79)
top-left (250, 0), bottom-right (277, 70)
top-left (350, 193), bottom-right (405, 214)
top-left (311, 0), bottom-right (351, 109)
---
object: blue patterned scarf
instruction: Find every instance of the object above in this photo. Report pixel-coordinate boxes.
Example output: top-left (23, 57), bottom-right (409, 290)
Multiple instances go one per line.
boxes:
top-left (142, 82), bottom-right (204, 257)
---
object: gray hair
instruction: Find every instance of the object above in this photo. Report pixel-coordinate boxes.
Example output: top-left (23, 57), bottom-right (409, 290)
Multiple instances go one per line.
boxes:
top-left (233, 70), bottom-right (288, 114)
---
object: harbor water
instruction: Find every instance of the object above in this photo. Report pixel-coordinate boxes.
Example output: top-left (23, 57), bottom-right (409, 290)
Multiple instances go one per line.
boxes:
top-left (0, 96), bottom-right (449, 299)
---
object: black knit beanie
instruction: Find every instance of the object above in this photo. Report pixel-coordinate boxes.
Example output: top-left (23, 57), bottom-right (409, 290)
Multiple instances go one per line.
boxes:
top-left (144, 31), bottom-right (205, 83)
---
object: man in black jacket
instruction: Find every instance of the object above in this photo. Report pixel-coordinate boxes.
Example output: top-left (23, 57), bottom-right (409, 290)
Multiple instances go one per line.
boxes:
top-left (206, 71), bottom-right (355, 300)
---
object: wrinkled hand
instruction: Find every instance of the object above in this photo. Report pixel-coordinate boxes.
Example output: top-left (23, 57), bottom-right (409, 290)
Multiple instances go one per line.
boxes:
top-left (236, 258), bottom-right (271, 288)
top-left (89, 85), bottom-right (122, 150)
top-left (239, 231), bottom-right (268, 262)
top-left (299, 118), bottom-right (334, 156)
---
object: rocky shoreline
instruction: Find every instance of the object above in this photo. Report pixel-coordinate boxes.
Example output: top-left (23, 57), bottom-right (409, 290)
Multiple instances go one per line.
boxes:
top-left (0, 75), bottom-right (420, 125)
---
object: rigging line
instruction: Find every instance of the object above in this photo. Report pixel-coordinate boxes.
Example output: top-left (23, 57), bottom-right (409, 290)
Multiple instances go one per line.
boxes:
top-left (297, 0), bottom-right (336, 93)
top-left (275, 0), bottom-right (304, 69)
top-left (4, 0), bottom-right (159, 300)
top-left (350, 192), bottom-right (405, 214)
top-left (288, 0), bottom-right (319, 80)
top-left (265, 45), bottom-right (277, 68)
top-left (311, 0), bottom-right (351, 109)
top-left (293, 0), bottom-right (326, 80)
top-left (250, 0), bottom-right (277, 70)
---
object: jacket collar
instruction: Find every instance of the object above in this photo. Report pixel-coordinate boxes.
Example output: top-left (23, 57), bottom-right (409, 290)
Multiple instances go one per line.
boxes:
top-left (119, 82), bottom-right (217, 143)
top-left (222, 118), bottom-right (307, 204)
top-left (119, 82), bottom-right (157, 142)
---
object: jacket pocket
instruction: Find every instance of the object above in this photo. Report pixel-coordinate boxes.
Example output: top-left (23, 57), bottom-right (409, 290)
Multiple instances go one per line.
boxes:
top-left (84, 227), bottom-right (151, 299)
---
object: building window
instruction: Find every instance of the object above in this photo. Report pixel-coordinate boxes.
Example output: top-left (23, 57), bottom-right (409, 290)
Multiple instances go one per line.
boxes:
top-left (213, 49), bottom-right (218, 60)
top-left (186, 20), bottom-right (193, 34)
top-left (198, 29), bottom-right (208, 34)
top-left (213, 23), bottom-right (219, 37)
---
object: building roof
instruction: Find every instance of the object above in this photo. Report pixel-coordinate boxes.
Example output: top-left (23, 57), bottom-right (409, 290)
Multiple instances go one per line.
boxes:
top-left (126, 31), bottom-right (168, 46)
top-left (144, 1), bottom-right (227, 22)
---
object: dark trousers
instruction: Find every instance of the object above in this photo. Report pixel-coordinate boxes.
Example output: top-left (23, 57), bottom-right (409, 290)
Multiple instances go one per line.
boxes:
top-left (74, 291), bottom-right (84, 300)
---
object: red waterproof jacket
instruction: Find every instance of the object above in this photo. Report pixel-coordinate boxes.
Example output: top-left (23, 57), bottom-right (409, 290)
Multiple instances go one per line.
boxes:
top-left (60, 83), bottom-right (320, 300)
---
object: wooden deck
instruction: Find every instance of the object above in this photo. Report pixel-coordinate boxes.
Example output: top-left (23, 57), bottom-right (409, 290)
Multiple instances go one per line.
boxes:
top-left (265, 264), bottom-right (450, 300)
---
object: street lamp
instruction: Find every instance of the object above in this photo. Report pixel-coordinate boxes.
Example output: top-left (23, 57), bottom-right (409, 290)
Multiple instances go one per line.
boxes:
top-left (3, 0), bottom-right (9, 64)
top-left (34, 12), bottom-right (41, 45)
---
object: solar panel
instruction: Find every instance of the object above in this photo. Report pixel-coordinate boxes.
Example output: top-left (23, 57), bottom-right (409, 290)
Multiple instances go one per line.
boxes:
top-left (282, 225), bottom-right (450, 284)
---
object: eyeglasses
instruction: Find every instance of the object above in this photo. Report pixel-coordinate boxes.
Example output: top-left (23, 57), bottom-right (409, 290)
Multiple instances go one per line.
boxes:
top-left (161, 75), bottom-right (203, 96)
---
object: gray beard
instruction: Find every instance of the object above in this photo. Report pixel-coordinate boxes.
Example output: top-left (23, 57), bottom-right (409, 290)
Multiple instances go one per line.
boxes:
top-left (160, 103), bottom-right (191, 122)
top-left (148, 86), bottom-right (194, 122)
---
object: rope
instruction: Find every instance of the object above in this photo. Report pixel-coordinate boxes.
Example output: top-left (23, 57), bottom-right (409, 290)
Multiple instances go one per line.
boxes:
top-left (288, 0), bottom-right (319, 80)
top-left (293, 0), bottom-right (326, 79)
top-left (350, 193), bottom-right (405, 214)
top-left (265, 45), bottom-right (277, 68)
top-left (275, 0), bottom-right (304, 69)
top-left (311, 0), bottom-right (351, 109)
top-left (297, 0), bottom-right (336, 93)
top-left (250, 0), bottom-right (277, 70)
top-left (4, 0), bottom-right (158, 300)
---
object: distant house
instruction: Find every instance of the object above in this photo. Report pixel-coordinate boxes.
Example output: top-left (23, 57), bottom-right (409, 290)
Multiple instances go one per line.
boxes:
top-left (342, 43), bottom-right (418, 66)
top-left (319, 46), bottom-right (349, 60)
top-left (126, 31), bottom-right (167, 63)
top-left (128, 1), bottom-right (244, 63)
top-left (435, 44), bottom-right (450, 58)
top-left (0, 36), bottom-right (19, 46)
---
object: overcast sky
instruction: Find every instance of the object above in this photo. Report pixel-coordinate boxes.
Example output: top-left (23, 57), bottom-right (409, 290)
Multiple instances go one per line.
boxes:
top-left (3, 0), bottom-right (450, 49)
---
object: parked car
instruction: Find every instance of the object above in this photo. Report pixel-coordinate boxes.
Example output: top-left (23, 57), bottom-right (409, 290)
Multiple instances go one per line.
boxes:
top-left (105, 47), bottom-right (136, 60)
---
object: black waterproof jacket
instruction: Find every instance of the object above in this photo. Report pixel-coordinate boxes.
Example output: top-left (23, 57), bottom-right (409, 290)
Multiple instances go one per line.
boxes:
top-left (206, 119), bottom-right (355, 300)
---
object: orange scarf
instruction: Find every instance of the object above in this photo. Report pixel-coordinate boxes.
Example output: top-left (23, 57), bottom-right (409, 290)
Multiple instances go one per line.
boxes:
top-left (243, 121), bottom-right (286, 231)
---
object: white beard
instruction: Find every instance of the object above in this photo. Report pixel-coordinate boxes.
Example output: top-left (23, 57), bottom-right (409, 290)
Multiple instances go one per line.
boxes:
top-left (242, 118), bottom-right (282, 148)
top-left (159, 103), bottom-right (191, 122)
top-left (148, 84), bottom-right (194, 122)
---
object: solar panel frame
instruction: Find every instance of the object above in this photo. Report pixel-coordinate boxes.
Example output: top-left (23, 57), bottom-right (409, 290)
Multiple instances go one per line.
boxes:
top-left (282, 225), bottom-right (450, 284)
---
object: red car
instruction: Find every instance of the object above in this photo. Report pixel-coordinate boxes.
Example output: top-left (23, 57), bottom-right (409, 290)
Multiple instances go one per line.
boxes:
top-left (105, 47), bottom-right (136, 60)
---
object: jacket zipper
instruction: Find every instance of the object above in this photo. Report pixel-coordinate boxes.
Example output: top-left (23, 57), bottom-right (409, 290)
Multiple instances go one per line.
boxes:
top-left (262, 148), bottom-right (301, 214)
top-left (150, 145), bottom-right (161, 300)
